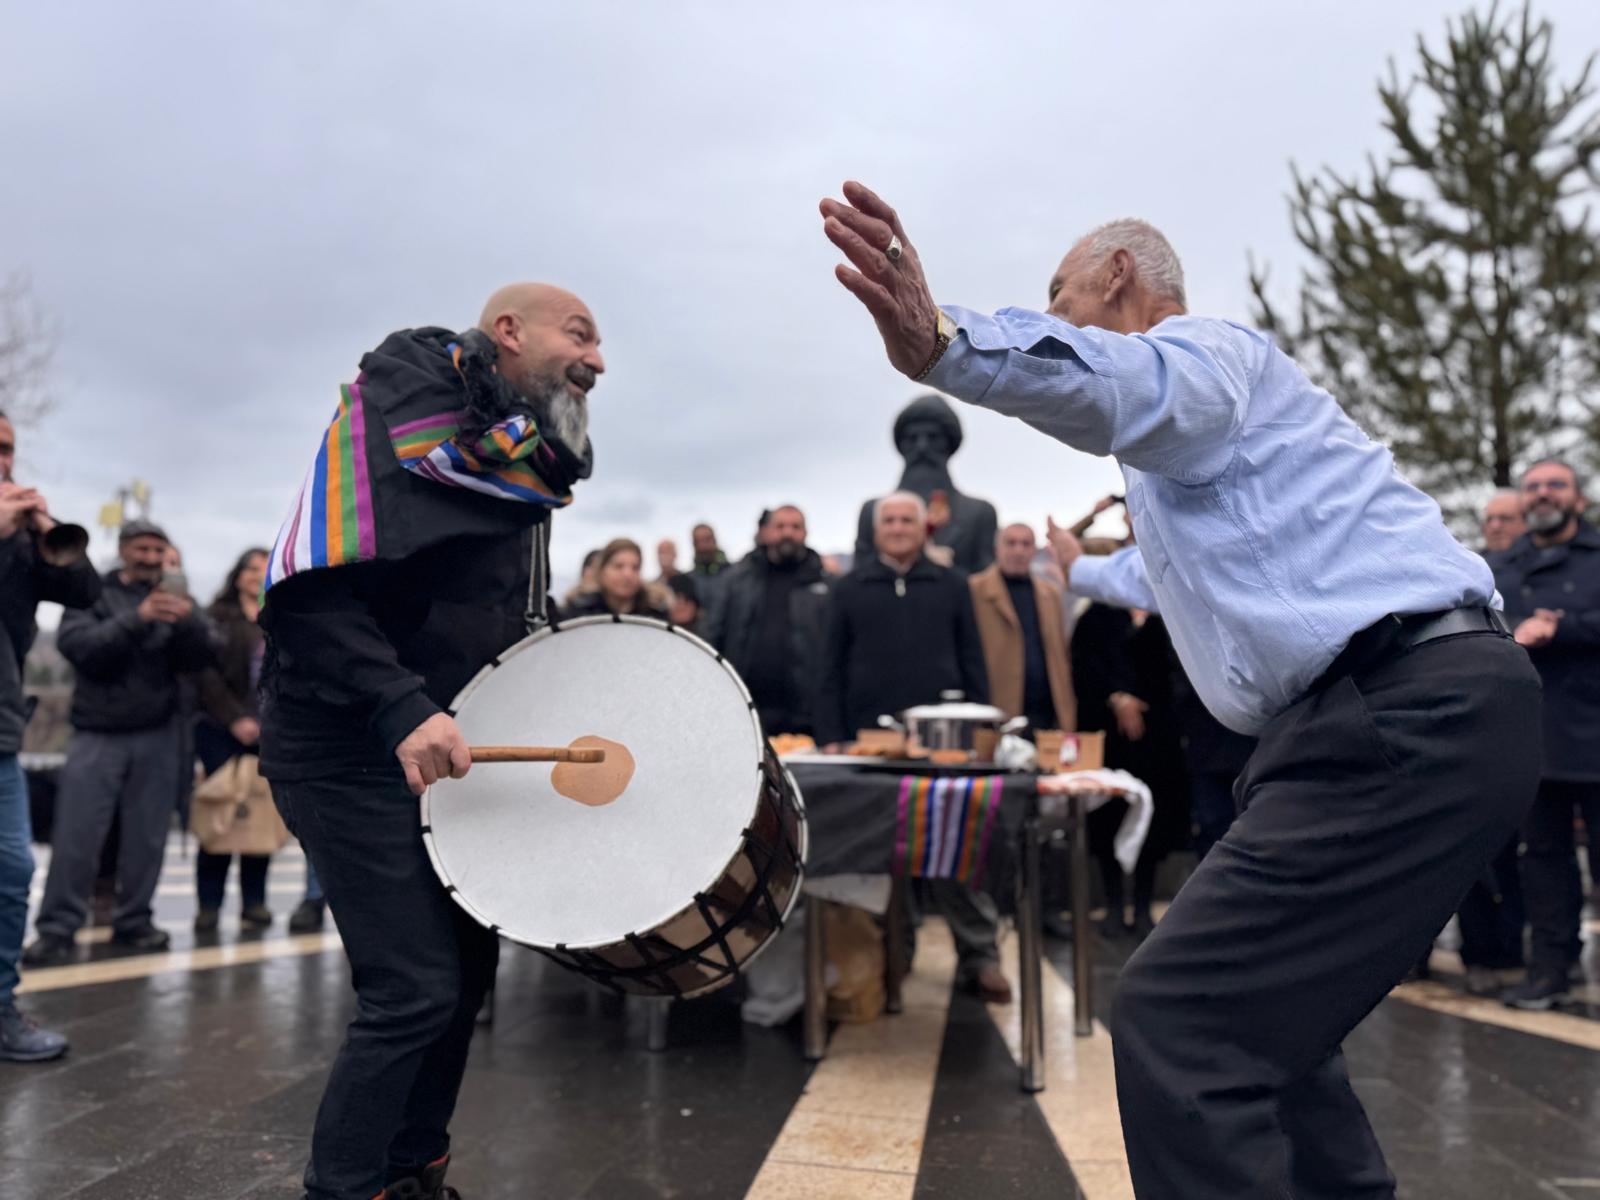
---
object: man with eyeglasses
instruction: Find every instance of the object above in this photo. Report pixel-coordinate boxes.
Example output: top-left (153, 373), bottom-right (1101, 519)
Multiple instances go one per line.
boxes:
top-left (1480, 489), bottom-right (1527, 560)
top-left (1492, 458), bottom-right (1600, 1009)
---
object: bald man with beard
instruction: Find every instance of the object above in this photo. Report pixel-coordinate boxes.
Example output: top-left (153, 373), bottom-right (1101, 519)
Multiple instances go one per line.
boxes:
top-left (260, 284), bottom-right (603, 1200)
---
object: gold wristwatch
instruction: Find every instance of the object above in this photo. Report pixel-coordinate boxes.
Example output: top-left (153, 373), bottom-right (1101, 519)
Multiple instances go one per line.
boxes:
top-left (913, 310), bottom-right (957, 382)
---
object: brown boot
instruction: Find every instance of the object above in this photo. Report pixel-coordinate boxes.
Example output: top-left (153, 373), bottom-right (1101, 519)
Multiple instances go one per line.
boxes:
top-left (970, 964), bottom-right (1013, 1005)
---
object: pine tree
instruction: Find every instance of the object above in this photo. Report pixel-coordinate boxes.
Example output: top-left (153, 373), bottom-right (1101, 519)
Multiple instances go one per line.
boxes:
top-left (1250, 2), bottom-right (1600, 510)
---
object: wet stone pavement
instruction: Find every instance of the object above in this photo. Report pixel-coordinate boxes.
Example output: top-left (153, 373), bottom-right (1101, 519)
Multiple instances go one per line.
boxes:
top-left (1, 837), bottom-right (1597, 1199)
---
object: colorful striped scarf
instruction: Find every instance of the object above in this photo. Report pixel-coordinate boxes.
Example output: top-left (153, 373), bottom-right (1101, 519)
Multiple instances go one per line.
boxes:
top-left (891, 774), bottom-right (1006, 886)
top-left (265, 328), bottom-right (583, 592)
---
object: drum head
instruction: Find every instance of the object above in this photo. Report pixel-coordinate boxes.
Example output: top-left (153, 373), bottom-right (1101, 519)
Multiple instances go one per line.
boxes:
top-left (423, 617), bottom-right (764, 949)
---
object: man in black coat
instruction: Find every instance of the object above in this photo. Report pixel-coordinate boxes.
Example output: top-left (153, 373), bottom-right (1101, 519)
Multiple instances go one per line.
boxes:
top-left (260, 283), bottom-right (604, 1200)
top-left (1493, 459), bottom-right (1600, 1010)
top-left (818, 492), bottom-right (1010, 1001)
top-left (24, 519), bottom-right (215, 966)
top-left (817, 492), bottom-right (988, 746)
top-left (707, 505), bottom-right (832, 736)
top-left (0, 413), bottom-right (99, 1061)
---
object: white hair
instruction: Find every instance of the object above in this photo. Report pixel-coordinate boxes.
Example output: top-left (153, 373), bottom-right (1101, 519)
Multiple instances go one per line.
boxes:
top-left (1074, 218), bottom-right (1186, 306)
top-left (874, 490), bottom-right (927, 525)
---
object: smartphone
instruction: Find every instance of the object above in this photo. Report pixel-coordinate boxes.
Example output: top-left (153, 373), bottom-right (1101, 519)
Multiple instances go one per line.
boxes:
top-left (157, 570), bottom-right (189, 597)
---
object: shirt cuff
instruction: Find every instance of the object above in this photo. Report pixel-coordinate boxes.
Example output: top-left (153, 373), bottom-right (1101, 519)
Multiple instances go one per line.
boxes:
top-left (921, 307), bottom-right (1006, 401)
top-left (1066, 554), bottom-right (1113, 604)
top-left (371, 690), bottom-right (443, 759)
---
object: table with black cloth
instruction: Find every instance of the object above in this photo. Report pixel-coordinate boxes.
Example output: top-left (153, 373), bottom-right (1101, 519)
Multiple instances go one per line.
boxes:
top-left (786, 761), bottom-right (1096, 1092)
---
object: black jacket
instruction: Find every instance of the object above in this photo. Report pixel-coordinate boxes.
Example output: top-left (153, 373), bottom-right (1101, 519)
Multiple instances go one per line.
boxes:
top-left (260, 528), bottom-right (536, 780)
top-left (0, 529), bottom-right (100, 753)
top-left (815, 554), bottom-right (988, 747)
top-left (197, 599), bottom-right (264, 728)
top-left (57, 571), bottom-right (217, 734)
top-left (1492, 523), bottom-right (1600, 780)
top-left (708, 548), bottom-right (833, 735)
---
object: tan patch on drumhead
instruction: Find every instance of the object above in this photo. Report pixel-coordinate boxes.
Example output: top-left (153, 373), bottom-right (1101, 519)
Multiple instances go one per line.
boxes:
top-left (552, 735), bottom-right (635, 807)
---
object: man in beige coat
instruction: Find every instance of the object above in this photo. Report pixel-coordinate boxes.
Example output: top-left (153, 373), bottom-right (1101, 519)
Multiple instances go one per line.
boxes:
top-left (969, 523), bottom-right (1077, 733)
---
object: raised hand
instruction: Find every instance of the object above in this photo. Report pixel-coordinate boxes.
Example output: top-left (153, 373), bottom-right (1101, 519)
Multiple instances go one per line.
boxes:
top-left (1045, 516), bottom-right (1084, 575)
top-left (820, 181), bottom-right (941, 377)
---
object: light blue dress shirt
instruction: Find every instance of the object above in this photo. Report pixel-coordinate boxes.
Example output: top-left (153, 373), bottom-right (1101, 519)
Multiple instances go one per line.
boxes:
top-left (924, 307), bottom-right (1495, 735)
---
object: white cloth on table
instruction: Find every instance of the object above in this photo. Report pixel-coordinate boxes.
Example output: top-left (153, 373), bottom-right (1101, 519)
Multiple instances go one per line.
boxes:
top-left (1036, 768), bottom-right (1153, 874)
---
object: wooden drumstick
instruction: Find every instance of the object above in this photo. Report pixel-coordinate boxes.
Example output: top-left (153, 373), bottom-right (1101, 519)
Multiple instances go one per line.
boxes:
top-left (469, 746), bottom-right (607, 764)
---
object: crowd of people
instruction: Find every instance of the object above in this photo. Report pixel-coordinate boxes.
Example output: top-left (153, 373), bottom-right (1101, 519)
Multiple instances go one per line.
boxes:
top-left (0, 389), bottom-right (1596, 1068)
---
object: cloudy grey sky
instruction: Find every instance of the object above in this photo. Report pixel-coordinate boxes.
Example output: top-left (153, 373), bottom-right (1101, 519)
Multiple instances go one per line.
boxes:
top-left (7, 1), bottom-right (1600, 601)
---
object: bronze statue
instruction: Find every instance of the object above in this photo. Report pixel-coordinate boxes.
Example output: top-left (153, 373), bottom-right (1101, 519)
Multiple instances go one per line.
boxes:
top-left (855, 393), bottom-right (998, 573)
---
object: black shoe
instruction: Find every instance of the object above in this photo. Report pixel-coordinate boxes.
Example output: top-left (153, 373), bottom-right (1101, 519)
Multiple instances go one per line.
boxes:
top-left (193, 907), bottom-right (220, 934)
top-left (1098, 913), bottom-right (1129, 940)
top-left (0, 1004), bottom-right (68, 1062)
top-left (20, 934), bottom-right (75, 968)
top-left (240, 904), bottom-right (274, 931)
top-left (1042, 909), bottom-right (1075, 941)
top-left (288, 898), bottom-right (325, 933)
top-left (110, 925), bottom-right (171, 952)
top-left (383, 1155), bottom-right (458, 1199)
top-left (1464, 966), bottom-right (1500, 997)
top-left (1502, 971), bottom-right (1568, 1011)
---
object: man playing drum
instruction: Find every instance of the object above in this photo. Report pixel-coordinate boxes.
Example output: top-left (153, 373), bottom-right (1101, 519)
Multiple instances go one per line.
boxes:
top-left (259, 284), bottom-right (604, 1200)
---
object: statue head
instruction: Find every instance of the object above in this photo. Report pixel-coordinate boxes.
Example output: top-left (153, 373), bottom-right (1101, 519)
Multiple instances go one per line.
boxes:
top-left (892, 394), bottom-right (963, 471)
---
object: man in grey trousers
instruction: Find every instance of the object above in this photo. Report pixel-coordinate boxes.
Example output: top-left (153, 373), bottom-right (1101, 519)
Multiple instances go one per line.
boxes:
top-left (22, 519), bottom-right (216, 966)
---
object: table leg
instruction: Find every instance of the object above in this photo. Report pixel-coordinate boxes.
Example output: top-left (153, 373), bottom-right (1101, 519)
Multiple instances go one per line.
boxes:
top-left (1071, 792), bottom-right (1094, 1037)
top-left (803, 893), bottom-right (828, 1061)
top-left (1017, 811), bottom-right (1046, 1093)
top-left (646, 996), bottom-right (671, 1052)
top-left (884, 874), bottom-right (907, 1015)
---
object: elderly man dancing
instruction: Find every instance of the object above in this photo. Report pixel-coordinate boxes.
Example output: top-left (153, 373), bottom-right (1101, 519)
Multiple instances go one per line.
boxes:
top-left (820, 182), bottom-right (1538, 1199)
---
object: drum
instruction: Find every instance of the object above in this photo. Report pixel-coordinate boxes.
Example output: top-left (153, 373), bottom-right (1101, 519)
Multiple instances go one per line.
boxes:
top-left (421, 614), bottom-right (807, 997)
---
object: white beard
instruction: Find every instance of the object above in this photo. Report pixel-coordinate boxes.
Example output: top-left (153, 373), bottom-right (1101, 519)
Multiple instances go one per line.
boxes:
top-left (519, 371), bottom-right (590, 452)
top-left (544, 388), bottom-right (589, 450)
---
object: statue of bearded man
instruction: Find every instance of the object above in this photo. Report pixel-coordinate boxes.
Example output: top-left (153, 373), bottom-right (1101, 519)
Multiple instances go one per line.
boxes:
top-left (854, 393), bottom-right (998, 573)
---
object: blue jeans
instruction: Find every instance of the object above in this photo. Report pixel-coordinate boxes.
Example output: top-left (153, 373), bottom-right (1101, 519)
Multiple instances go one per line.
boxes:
top-left (0, 754), bottom-right (35, 1007)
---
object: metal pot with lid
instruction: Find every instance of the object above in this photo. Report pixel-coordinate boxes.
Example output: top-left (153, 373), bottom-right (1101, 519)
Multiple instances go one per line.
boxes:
top-left (893, 691), bottom-right (1019, 754)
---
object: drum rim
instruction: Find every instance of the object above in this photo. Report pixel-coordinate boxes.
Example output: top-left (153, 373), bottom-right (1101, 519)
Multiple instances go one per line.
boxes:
top-left (420, 613), bottom-right (779, 953)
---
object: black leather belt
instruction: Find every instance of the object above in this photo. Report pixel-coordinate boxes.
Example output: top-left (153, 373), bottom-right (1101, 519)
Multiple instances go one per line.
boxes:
top-left (1310, 606), bottom-right (1510, 696)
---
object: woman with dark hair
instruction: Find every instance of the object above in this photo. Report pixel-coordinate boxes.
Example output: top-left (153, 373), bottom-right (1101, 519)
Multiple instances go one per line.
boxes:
top-left (559, 538), bottom-right (667, 619)
top-left (193, 547), bottom-right (272, 932)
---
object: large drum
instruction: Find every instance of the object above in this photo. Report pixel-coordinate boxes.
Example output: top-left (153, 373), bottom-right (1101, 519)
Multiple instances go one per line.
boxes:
top-left (421, 615), bottom-right (807, 997)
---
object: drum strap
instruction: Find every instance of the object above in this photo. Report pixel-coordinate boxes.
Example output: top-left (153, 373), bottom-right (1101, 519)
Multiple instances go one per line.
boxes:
top-left (525, 517), bottom-right (552, 631)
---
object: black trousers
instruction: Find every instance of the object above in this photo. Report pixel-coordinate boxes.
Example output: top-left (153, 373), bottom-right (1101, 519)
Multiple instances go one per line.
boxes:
top-left (1112, 631), bottom-right (1540, 1199)
top-left (1521, 778), bottom-right (1600, 974)
top-left (1188, 769), bottom-right (1238, 863)
top-left (1454, 835), bottom-right (1524, 970)
top-left (272, 767), bottom-right (498, 1200)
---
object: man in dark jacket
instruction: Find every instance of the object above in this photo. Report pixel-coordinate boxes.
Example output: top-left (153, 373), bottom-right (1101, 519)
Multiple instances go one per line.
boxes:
top-left (708, 505), bottom-right (832, 735)
top-left (817, 492), bottom-right (987, 746)
top-left (260, 283), bottom-right (603, 1200)
top-left (0, 413), bottom-right (98, 1060)
top-left (23, 519), bottom-right (214, 966)
top-left (1493, 459), bottom-right (1600, 1010)
top-left (818, 492), bottom-right (1010, 1000)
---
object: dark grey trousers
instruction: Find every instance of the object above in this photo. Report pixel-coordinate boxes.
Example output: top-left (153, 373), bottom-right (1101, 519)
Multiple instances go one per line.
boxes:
top-left (1111, 632), bottom-right (1540, 1199)
top-left (36, 721), bottom-right (181, 938)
